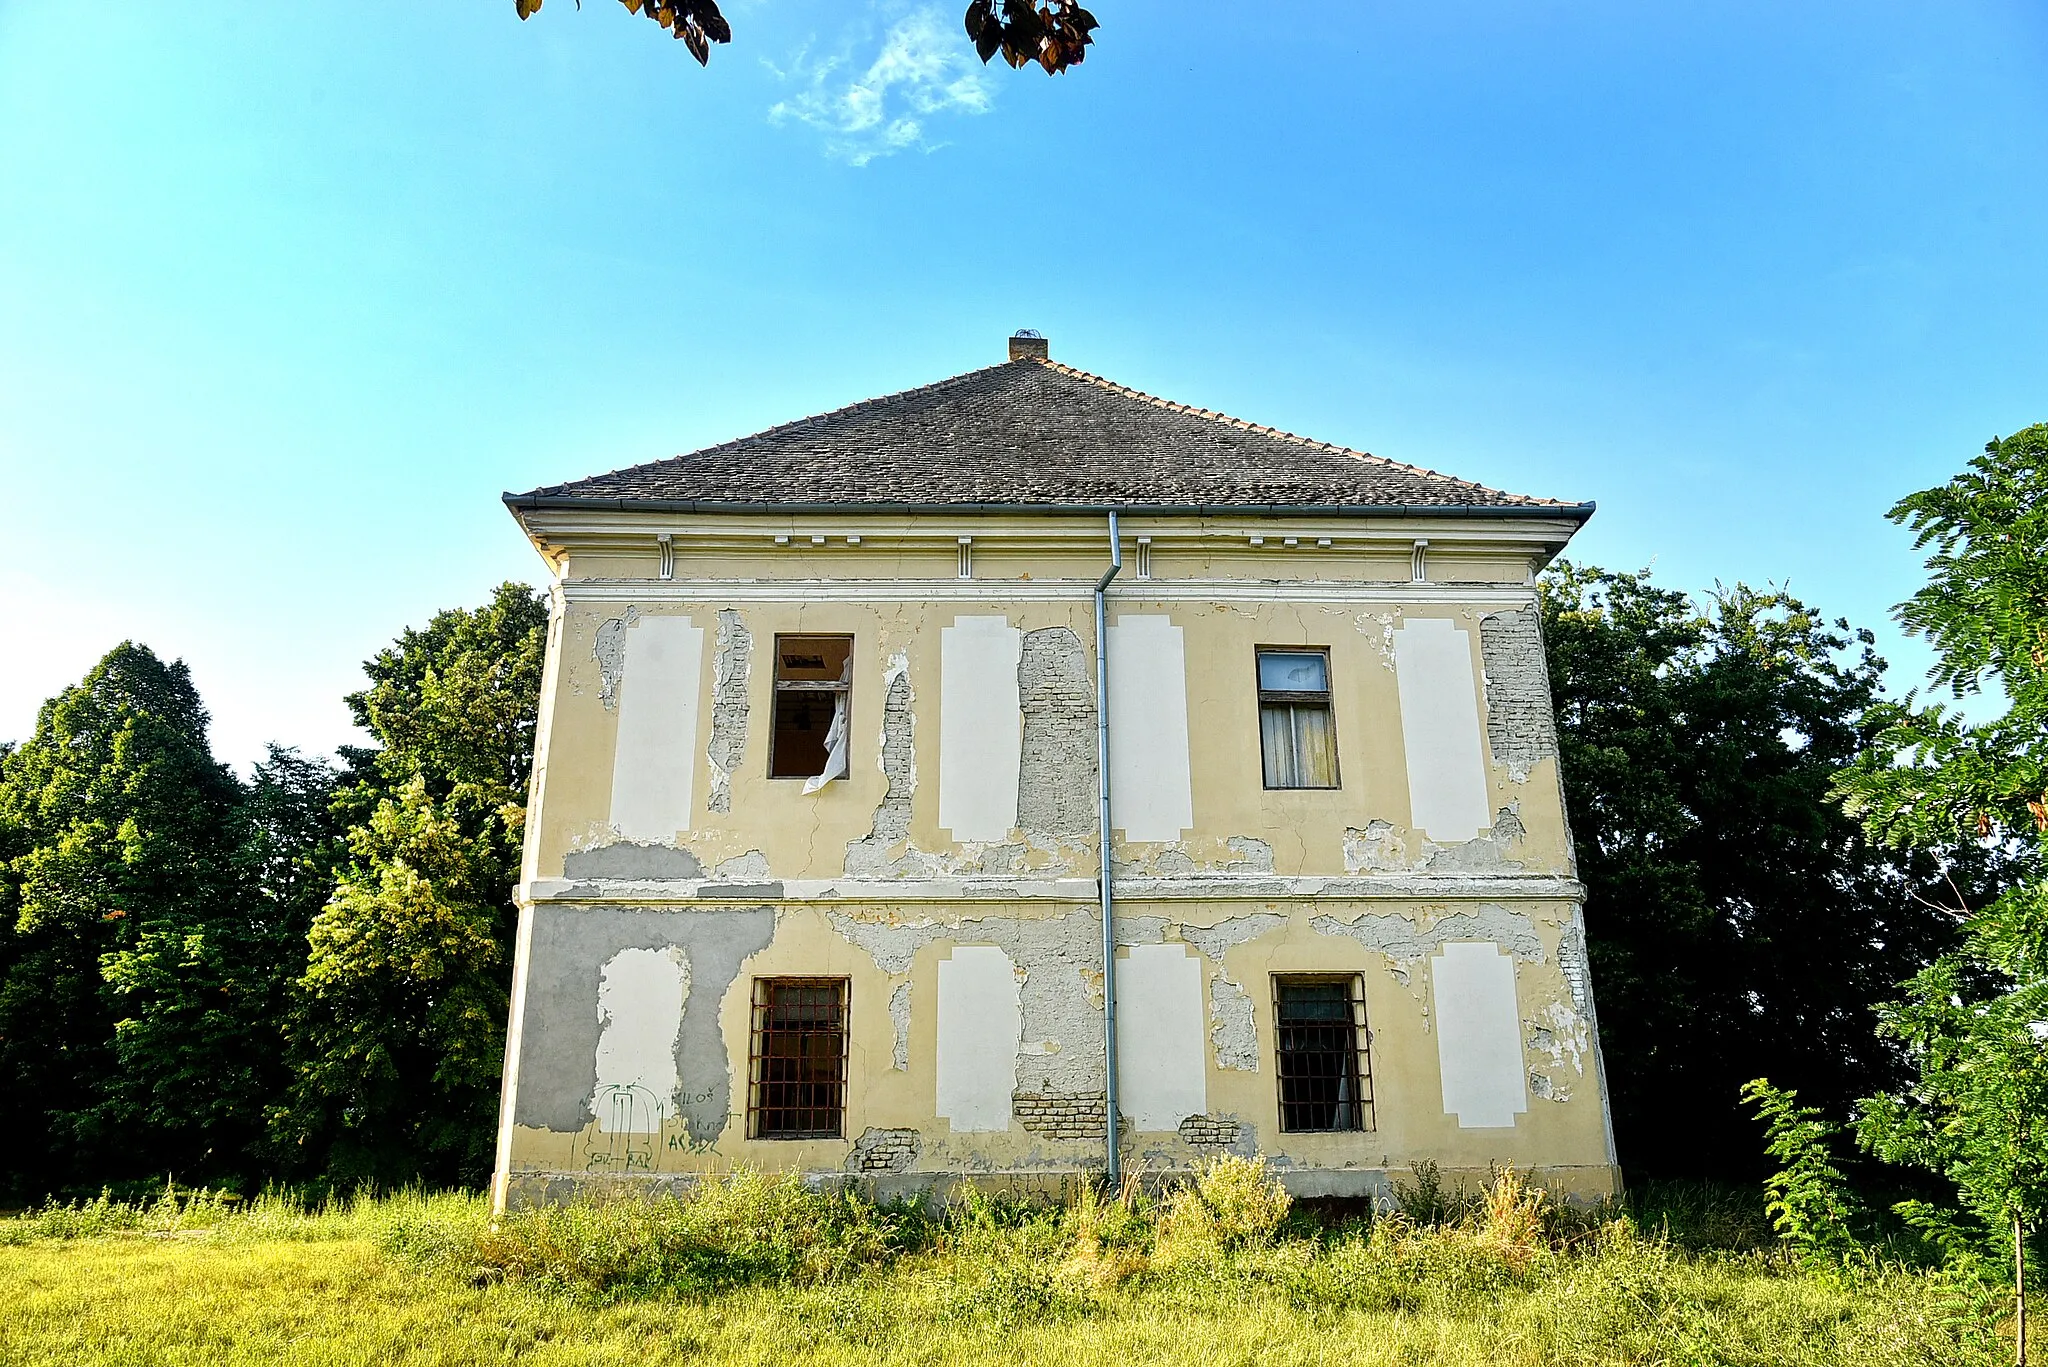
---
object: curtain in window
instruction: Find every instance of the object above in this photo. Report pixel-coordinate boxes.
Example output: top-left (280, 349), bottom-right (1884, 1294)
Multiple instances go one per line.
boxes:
top-left (1262, 703), bottom-right (1335, 788)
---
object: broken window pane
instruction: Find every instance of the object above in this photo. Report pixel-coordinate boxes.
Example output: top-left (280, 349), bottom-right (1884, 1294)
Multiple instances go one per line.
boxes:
top-left (748, 978), bottom-right (849, 1139)
top-left (1273, 975), bottom-right (1372, 1133)
top-left (770, 635), bottom-right (852, 781)
top-left (1256, 647), bottom-right (1338, 788)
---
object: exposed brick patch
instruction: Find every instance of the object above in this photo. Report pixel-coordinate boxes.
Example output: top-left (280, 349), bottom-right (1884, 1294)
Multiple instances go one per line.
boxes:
top-left (1479, 609), bottom-right (1559, 779)
top-left (1177, 1114), bottom-right (1242, 1147)
top-left (1015, 1091), bottom-right (1107, 1140)
top-left (847, 1127), bottom-right (920, 1174)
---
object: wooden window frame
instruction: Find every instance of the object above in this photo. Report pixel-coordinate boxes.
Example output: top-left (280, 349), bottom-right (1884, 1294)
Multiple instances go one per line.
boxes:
top-left (768, 634), bottom-right (854, 780)
top-left (746, 977), bottom-right (850, 1140)
top-left (1254, 645), bottom-right (1340, 790)
top-left (1271, 973), bottom-right (1374, 1134)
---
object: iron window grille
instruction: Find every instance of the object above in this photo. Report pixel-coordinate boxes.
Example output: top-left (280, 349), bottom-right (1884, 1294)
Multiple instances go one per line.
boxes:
top-left (747, 978), bottom-right (850, 1139)
top-left (1255, 647), bottom-right (1339, 789)
top-left (769, 634), bottom-right (853, 780)
top-left (1272, 974), bottom-right (1373, 1133)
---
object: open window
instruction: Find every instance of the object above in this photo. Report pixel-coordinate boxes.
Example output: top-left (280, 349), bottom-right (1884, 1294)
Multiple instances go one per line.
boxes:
top-left (770, 635), bottom-right (852, 786)
top-left (1256, 647), bottom-right (1338, 789)
top-left (747, 978), bottom-right (849, 1139)
top-left (1272, 975), bottom-right (1373, 1133)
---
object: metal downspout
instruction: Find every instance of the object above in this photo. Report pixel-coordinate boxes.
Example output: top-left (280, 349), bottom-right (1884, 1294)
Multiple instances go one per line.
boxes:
top-left (1094, 512), bottom-right (1123, 1187)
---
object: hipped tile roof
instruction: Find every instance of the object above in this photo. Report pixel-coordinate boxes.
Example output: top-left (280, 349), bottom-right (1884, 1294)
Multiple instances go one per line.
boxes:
top-left (508, 357), bottom-right (1588, 517)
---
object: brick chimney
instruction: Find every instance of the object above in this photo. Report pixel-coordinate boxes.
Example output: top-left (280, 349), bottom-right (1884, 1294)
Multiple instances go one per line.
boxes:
top-left (1008, 330), bottom-right (1049, 361)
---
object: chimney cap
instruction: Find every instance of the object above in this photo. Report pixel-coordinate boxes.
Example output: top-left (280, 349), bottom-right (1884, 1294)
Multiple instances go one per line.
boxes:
top-left (1008, 330), bottom-right (1049, 361)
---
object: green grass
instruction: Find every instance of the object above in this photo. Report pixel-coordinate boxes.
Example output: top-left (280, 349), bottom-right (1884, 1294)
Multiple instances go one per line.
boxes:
top-left (0, 1165), bottom-right (2014, 1366)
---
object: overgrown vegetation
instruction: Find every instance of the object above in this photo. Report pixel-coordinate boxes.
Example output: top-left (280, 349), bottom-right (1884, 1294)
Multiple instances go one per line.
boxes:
top-left (0, 1162), bottom-right (2012, 1365)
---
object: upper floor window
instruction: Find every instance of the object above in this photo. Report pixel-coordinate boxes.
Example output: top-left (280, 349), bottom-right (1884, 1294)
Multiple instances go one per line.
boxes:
top-left (1256, 648), bottom-right (1338, 789)
top-left (747, 977), bottom-right (849, 1139)
top-left (770, 635), bottom-right (852, 782)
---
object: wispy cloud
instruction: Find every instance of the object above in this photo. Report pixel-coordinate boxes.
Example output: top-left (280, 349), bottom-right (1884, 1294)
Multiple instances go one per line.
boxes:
top-left (767, 6), bottom-right (995, 166)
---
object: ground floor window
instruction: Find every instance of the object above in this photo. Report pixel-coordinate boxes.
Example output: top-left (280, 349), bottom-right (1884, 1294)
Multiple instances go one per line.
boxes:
top-left (747, 978), bottom-right (849, 1139)
top-left (1272, 974), bottom-right (1373, 1132)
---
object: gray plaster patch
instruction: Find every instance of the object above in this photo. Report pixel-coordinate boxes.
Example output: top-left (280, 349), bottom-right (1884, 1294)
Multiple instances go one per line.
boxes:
top-left (889, 981), bottom-right (911, 1071)
top-left (1208, 978), bottom-right (1259, 1070)
top-left (697, 883), bottom-right (783, 899)
top-left (1222, 837), bottom-right (1275, 872)
top-left (1309, 904), bottom-right (1545, 966)
top-left (564, 843), bottom-right (707, 880)
top-left (512, 903), bottom-right (775, 1142)
top-left (712, 850), bottom-right (771, 882)
top-left (1479, 609), bottom-right (1559, 782)
top-left (1178, 913), bottom-right (1288, 963)
top-left (1015, 627), bottom-right (1097, 839)
top-left (1181, 914), bottom-right (1286, 1073)
top-left (593, 606), bottom-right (639, 711)
top-left (706, 608), bottom-right (751, 814)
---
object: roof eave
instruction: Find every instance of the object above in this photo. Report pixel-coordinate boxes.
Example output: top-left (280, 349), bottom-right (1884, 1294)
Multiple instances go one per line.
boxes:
top-left (501, 492), bottom-right (1596, 522)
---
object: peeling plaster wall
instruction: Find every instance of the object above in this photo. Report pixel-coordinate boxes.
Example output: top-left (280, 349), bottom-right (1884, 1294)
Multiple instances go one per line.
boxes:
top-left (939, 617), bottom-right (1023, 842)
top-left (706, 609), bottom-right (751, 815)
top-left (1309, 904), bottom-right (1545, 975)
top-left (1391, 617), bottom-right (1490, 843)
top-left (610, 614), bottom-right (704, 841)
top-left (1015, 627), bottom-right (1097, 839)
top-left (1479, 609), bottom-right (1559, 783)
top-left (504, 530), bottom-right (1617, 1202)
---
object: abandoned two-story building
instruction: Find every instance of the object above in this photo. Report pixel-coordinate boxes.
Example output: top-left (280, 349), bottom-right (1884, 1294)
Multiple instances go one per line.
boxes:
top-left (490, 333), bottom-right (1618, 1209)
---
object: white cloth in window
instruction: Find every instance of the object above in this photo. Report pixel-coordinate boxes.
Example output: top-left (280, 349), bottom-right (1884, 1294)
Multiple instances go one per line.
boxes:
top-left (803, 658), bottom-right (853, 794)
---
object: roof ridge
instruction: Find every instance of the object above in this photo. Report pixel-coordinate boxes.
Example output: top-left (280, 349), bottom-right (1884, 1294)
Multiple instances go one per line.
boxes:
top-left (1031, 357), bottom-right (1569, 507)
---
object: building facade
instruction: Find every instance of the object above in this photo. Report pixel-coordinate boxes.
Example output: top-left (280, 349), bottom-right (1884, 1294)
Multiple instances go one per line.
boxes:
top-left (491, 335), bottom-right (1619, 1208)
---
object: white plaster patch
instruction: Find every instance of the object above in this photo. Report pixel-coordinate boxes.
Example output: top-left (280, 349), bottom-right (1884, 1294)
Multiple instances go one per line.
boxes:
top-left (1431, 941), bottom-right (1527, 1129)
top-left (1107, 615), bottom-right (1195, 842)
top-left (1391, 617), bottom-right (1490, 843)
top-left (609, 614), bottom-right (705, 841)
top-left (937, 946), bottom-right (1021, 1132)
top-left (589, 946), bottom-right (689, 1134)
top-left (939, 616), bottom-right (1023, 842)
top-left (1116, 943), bottom-right (1207, 1130)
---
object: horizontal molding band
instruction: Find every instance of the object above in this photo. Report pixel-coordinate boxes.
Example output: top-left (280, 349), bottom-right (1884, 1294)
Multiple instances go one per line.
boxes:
top-left (557, 579), bottom-right (1542, 607)
top-left (519, 873), bottom-right (1585, 906)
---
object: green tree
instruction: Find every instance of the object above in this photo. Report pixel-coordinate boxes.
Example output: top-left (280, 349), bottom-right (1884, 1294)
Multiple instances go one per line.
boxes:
top-left (0, 644), bottom-right (250, 1200)
top-left (1836, 424), bottom-right (2048, 1360)
top-left (272, 583), bottom-right (548, 1187)
top-left (1542, 565), bottom-right (1984, 1178)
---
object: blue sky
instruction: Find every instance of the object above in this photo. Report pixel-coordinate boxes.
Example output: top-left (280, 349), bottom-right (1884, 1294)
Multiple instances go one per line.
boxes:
top-left (2, 1), bottom-right (2043, 768)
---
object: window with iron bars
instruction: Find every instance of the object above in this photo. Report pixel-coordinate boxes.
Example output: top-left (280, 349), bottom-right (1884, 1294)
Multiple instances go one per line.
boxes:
top-left (747, 978), bottom-right (849, 1139)
top-left (1272, 974), bottom-right (1373, 1132)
